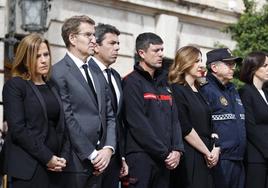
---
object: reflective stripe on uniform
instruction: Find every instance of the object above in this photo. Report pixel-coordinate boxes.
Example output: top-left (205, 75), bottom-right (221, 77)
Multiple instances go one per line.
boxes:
top-left (144, 93), bottom-right (173, 105)
top-left (212, 113), bottom-right (236, 121)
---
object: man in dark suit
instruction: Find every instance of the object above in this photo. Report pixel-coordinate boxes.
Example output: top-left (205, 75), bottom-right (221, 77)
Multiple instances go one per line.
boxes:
top-left (51, 15), bottom-right (116, 188)
top-left (89, 23), bottom-right (128, 188)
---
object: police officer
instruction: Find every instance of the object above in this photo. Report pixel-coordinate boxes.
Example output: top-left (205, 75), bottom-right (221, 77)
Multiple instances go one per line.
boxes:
top-left (200, 48), bottom-right (246, 188)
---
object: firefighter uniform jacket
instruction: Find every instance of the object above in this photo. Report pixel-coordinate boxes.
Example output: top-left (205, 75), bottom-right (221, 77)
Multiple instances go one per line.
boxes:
top-left (122, 65), bottom-right (184, 163)
top-left (200, 73), bottom-right (246, 160)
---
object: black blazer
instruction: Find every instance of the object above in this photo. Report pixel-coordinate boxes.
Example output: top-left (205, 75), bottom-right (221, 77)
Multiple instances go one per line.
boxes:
top-left (239, 84), bottom-right (268, 163)
top-left (88, 58), bottom-right (125, 158)
top-left (2, 77), bottom-right (65, 180)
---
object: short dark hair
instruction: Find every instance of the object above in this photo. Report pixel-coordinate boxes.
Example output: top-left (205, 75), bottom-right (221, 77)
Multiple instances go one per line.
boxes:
top-left (61, 15), bottom-right (95, 48)
top-left (95, 23), bottom-right (120, 45)
top-left (135, 32), bottom-right (163, 61)
top-left (240, 51), bottom-right (267, 84)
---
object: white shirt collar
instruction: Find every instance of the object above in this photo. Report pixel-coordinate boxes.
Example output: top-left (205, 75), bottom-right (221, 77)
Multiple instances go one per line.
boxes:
top-left (67, 51), bottom-right (87, 68)
top-left (91, 56), bottom-right (108, 72)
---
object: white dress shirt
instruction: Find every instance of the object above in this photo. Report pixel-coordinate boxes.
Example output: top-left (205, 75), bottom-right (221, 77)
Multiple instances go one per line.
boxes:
top-left (67, 52), bottom-right (115, 160)
top-left (91, 56), bottom-right (120, 105)
top-left (67, 51), bottom-right (96, 89)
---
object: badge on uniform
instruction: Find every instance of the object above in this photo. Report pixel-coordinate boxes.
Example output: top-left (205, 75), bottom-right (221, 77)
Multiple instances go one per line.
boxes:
top-left (220, 96), bottom-right (228, 106)
top-left (227, 48), bottom-right (233, 56)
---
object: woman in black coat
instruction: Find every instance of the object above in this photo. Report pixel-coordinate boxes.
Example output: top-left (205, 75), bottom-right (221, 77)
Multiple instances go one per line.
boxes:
top-left (2, 33), bottom-right (66, 188)
top-left (168, 46), bottom-right (220, 188)
top-left (239, 51), bottom-right (268, 188)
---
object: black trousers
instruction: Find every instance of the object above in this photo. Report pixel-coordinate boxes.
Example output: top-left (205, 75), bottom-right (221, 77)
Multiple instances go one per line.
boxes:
top-left (10, 164), bottom-right (61, 188)
top-left (58, 171), bottom-right (101, 188)
top-left (126, 152), bottom-right (169, 188)
top-left (213, 160), bottom-right (245, 188)
top-left (246, 162), bottom-right (268, 188)
top-left (101, 153), bottom-right (121, 188)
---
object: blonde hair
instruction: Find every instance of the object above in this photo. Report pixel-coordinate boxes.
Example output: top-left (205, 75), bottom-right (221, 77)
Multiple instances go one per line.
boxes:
top-left (168, 46), bottom-right (201, 85)
top-left (11, 33), bottom-right (51, 81)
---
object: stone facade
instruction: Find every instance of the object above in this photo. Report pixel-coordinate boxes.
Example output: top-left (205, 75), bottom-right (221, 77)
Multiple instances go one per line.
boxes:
top-left (0, 0), bottom-right (259, 119)
top-left (44, 0), bottom-right (245, 76)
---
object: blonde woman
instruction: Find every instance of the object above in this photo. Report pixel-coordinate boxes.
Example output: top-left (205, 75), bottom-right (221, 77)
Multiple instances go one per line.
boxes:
top-left (3, 33), bottom-right (66, 188)
top-left (168, 46), bottom-right (219, 188)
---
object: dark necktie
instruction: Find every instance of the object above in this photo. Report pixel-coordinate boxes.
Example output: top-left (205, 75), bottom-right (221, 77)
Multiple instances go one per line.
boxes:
top-left (105, 68), bottom-right (118, 112)
top-left (82, 64), bottom-right (98, 103)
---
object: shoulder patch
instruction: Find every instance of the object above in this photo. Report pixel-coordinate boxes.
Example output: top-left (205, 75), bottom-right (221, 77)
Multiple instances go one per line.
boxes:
top-left (220, 96), bottom-right (228, 106)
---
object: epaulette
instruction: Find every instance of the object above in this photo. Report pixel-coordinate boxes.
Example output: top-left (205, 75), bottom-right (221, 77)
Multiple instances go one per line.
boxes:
top-left (199, 80), bottom-right (209, 87)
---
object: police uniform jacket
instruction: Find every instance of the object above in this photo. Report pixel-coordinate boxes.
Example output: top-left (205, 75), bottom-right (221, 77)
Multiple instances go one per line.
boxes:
top-left (200, 73), bottom-right (246, 160)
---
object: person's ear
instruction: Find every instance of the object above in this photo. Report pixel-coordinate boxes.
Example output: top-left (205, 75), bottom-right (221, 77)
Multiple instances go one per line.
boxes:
top-left (94, 43), bottom-right (100, 54)
top-left (69, 33), bottom-right (76, 46)
top-left (138, 49), bottom-right (145, 60)
top-left (210, 63), bottom-right (218, 73)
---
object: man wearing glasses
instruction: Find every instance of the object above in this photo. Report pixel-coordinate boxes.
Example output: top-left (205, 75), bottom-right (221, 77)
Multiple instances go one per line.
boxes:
top-left (200, 48), bottom-right (246, 188)
top-left (51, 15), bottom-right (116, 188)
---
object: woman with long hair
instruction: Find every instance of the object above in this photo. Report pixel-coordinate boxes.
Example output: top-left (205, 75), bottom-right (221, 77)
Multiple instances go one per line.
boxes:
top-left (2, 33), bottom-right (66, 188)
top-left (239, 51), bottom-right (268, 188)
top-left (168, 46), bottom-right (219, 188)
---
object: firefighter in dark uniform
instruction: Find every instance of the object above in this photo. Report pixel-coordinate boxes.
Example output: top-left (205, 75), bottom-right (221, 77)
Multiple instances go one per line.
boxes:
top-left (200, 48), bottom-right (246, 188)
top-left (122, 32), bottom-right (184, 188)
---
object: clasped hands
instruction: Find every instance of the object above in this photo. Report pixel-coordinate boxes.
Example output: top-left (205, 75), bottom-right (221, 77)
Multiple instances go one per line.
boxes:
top-left (47, 155), bottom-right (66, 172)
top-left (204, 147), bottom-right (220, 168)
top-left (91, 148), bottom-right (113, 176)
top-left (165, 150), bottom-right (181, 170)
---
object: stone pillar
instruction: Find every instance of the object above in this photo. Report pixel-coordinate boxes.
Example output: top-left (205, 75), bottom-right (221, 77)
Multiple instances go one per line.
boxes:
top-left (155, 14), bottom-right (179, 59)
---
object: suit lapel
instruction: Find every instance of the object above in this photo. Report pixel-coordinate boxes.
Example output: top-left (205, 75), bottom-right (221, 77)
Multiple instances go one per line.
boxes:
top-left (88, 60), bottom-right (102, 111)
top-left (264, 88), bottom-right (268, 104)
top-left (111, 69), bottom-right (123, 115)
top-left (88, 58), bottom-right (123, 114)
top-left (252, 84), bottom-right (268, 106)
top-left (65, 55), bottom-right (98, 107)
top-left (28, 81), bottom-right (48, 121)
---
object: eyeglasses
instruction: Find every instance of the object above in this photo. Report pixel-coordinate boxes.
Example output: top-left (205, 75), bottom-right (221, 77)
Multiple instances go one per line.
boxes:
top-left (76, 32), bottom-right (95, 39)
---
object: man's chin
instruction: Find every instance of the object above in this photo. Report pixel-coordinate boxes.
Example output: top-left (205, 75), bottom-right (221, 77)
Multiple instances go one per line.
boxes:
top-left (88, 49), bottom-right (95, 56)
top-left (155, 66), bottom-right (162, 70)
top-left (228, 77), bottom-right (233, 82)
top-left (155, 63), bottom-right (162, 68)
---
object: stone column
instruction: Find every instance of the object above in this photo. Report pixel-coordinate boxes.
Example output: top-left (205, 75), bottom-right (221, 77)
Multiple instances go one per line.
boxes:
top-left (155, 14), bottom-right (179, 59)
